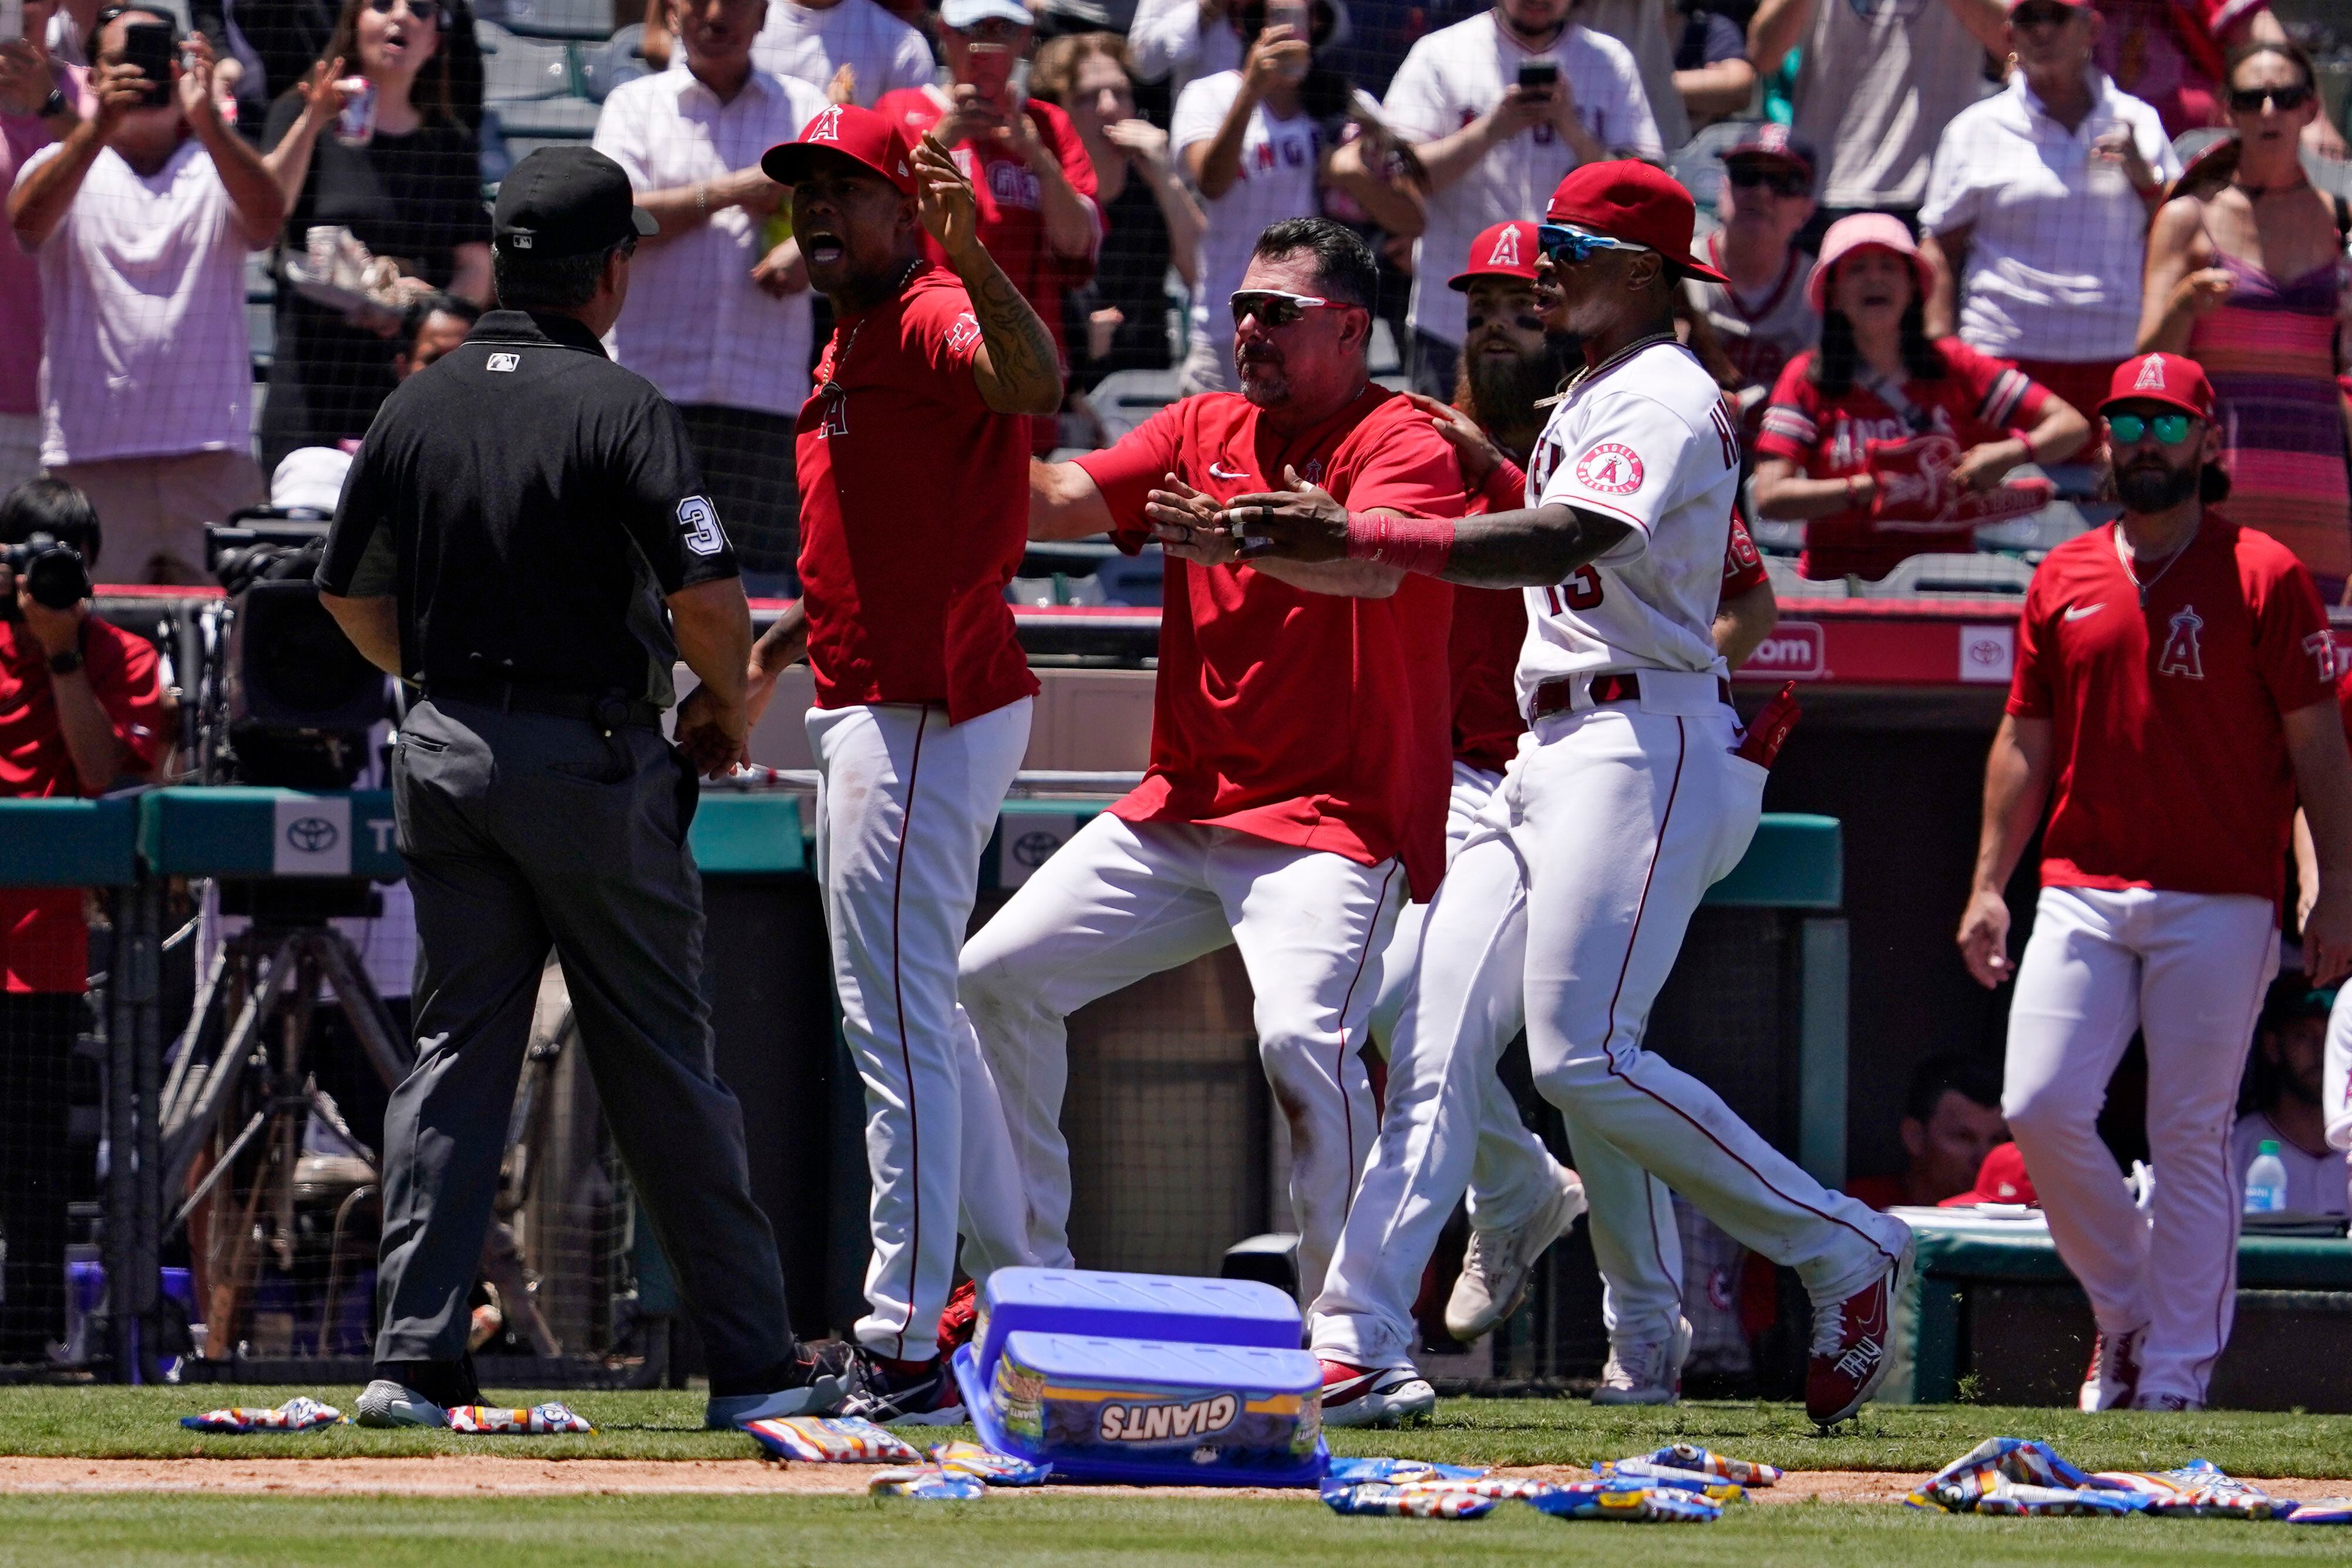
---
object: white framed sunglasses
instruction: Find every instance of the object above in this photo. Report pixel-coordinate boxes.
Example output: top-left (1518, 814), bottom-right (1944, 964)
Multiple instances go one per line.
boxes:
top-left (1229, 289), bottom-right (1363, 329)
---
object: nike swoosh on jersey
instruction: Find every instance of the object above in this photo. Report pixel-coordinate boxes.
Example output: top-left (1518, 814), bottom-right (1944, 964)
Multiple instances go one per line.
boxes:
top-left (2064, 603), bottom-right (2105, 621)
top-left (1208, 462), bottom-right (1250, 480)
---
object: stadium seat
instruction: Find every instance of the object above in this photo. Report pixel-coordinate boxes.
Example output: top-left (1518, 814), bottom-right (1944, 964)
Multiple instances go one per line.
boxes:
top-left (1762, 556), bottom-right (1850, 598)
top-left (578, 23), bottom-right (650, 103)
top-left (1866, 551), bottom-right (2037, 598)
top-left (1088, 368), bottom-right (1182, 443)
top-left (476, 21), bottom-right (576, 102)
top-left (496, 0), bottom-right (622, 42)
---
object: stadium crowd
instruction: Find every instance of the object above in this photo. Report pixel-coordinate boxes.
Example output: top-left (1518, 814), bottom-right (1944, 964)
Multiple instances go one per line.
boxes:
top-left (2, 0), bottom-right (2352, 1416)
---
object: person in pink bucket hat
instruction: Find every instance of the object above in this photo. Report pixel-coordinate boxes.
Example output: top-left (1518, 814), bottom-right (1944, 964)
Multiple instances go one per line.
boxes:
top-left (1750, 213), bottom-right (2088, 582)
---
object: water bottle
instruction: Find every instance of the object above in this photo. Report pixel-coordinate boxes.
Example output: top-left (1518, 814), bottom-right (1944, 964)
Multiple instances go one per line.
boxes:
top-left (2244, 1139), bottom-right (2289, 1215)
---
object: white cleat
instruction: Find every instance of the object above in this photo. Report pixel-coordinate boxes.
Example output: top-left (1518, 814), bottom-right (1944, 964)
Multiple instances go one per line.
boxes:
top-left (1444, 1166), bottom-right (1589, 1342)
top-left (1591, 1315), bottom-right (1693, 1406)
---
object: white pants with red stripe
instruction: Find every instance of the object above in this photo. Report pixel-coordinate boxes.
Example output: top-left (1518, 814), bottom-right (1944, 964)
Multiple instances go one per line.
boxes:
top-left (2001, 884), bottom-right (2279, 1404)
top-left (809, 697), bottom-right (1031, 1361)
top-left (955, 813), bottom-right (1405, 1303)
top-left (1363, 760), bottom-right (1687, 1344)
top-left (1312, 704), bottom-right (1909, 1370)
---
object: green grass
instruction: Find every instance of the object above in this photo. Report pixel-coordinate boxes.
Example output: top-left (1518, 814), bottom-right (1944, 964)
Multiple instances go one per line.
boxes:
top-left (2, 1493), bottom-right (2348, 1568)
top-left (2, 1387), bottom-right (2349, 1477)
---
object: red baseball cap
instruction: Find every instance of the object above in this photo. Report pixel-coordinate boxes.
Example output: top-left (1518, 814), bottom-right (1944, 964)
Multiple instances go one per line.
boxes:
top-left (762, 104), bottom-right (917, 196)
top-left (1448, 220), bottom-right (1540, 291)
top-left (1545, 159), bottom-right (1731, 286)
top-left (1937, 1142), bottom-right (2038, 1208)
top-left (2099, 352), bottom-right (2216, 421)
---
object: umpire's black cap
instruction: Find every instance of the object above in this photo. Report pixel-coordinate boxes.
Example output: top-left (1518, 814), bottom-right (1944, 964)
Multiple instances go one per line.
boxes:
top-left (493, 147), bottom-right (658, 258)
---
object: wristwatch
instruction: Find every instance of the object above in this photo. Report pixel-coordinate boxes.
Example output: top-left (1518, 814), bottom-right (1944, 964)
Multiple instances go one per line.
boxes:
top-left (47, 647), bottom-right (83, 677)
top-left (38, 86), bottom-right (67, 120)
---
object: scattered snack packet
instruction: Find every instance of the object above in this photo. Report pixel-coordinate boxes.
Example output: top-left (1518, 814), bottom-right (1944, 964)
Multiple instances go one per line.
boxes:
top-left (1643, 1444), bottom-right (1782, 1486)
top-left (928, 1440), bottom-right (1052, 1487)
top-left (1969, 1481), bottom-right (2141, 1517)
top-left (180, 1397), bottom-right (344, 1432)
top-left (2282, 1499), bottom-right (2352, 1525)
top-left (1524, 1481), bottom-right (1724, 1523)
top-left (869, 1466), bottom-right (987, 1499)
top-left (1324, 1456), bottom-right (1487, 1486)
top-left (2091, 1459), bottom-right (2242, 1498)
top-left (446, 1402), bottom-right (593, 1435)
top-left (1394, 1475), bottom-right (1553, 1502)
top-left (742, 1415), bottom-right (921, 1463)
top-left (1321, 1482), bottom-right (1496, 1519)
top-left (1593, 1459), bottom-right (1747, 1500)
top-left (1907, 1437), bottom-right (2103, 1512)
top-left (2144, 1485), bottom-right (2280, 1520)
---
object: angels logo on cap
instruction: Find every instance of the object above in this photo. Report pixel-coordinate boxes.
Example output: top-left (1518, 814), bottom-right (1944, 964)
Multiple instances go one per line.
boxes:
top-left (1487, 226), bottom-right (1522, 269)
top-left (2132, 354), bottom-right (2168, 392)
top-left (806, 105), bottom-right (844, 142)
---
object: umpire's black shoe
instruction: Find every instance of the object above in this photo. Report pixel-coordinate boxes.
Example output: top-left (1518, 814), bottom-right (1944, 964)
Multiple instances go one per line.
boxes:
top-left (840, 1347), bottom-right (968, 1428)
top-left (704, 1338), bottom-right (857, 1428)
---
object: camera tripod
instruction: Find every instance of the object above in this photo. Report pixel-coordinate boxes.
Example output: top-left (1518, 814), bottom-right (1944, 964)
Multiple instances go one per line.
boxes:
top-left (158, 918), bottom-right (410, 1358)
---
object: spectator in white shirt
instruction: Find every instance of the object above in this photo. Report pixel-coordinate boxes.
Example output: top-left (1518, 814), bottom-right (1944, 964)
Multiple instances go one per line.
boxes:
top-left (2233, 978), bottom-right (2351, 1219)
top-left (7, 11), bottom-right (284, 584)
top-left (1380, 0), bottom-right (1660, 399)
top-left (1749, 0), bottom-right (2006, 237)
top-left (1920, 0), bottom-right (2174, 426)
top-left (754, 0), bottom-right (931, 107)
top-left (1128, 0), bottom-right (1243, 93)
top-left (596, 0), bottom-right (827, 591)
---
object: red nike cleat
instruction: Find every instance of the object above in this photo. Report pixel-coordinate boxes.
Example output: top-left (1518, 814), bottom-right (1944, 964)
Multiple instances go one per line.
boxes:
top-left (937, 1279), bottom-right (979, 1357)
top-left (1317, 1357), bottom-right (1435, 1428)
top-left (2078, 1324), bottom-right (2144, 1412)
top-left (1805, 1237), bottom-right (1913, 1428)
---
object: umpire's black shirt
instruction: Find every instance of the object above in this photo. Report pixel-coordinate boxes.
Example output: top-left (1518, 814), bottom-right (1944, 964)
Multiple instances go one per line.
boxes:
top-left (316, 309), bottom-right (738, 705)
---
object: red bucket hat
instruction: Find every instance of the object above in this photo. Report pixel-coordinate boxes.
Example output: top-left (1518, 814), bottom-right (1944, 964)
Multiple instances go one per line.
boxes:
top-left (1449, 220), bottom-right (1541, 291)
top-left (1545, 160), bottom-right (1731, 286)
top-left (762, 103), bottom-right (918, 196)
top-left (2098, 352), bottom-right (2216, 421)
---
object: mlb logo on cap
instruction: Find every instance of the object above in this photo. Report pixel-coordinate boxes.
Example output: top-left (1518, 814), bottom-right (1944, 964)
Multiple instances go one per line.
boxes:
top-left (2098, 351), bottom-right (2214, 420)
top-left (1449, 220), bottom-right (1541, 291)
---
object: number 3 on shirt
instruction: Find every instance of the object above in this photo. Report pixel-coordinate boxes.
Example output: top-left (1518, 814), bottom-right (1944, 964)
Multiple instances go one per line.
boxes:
top-left (1545, 566), bottom-right (1603, 614)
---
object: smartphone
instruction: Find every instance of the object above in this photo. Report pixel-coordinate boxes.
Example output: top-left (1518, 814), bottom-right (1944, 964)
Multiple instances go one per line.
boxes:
top-left (1267, 0), bottom-right (1310, 80)
top-left (1517, 58), bottom-right (1559, 94)
top-left (0, 0), bottom-right (23, 46)
top-left (122, 21), bottom-right (177, 107)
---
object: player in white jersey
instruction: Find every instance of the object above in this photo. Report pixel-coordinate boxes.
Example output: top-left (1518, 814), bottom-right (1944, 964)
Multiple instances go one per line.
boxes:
top-left (1231, 160), bottom-right (1913, 1429)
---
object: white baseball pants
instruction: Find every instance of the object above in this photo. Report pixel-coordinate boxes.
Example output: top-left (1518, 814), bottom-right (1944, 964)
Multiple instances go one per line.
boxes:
top-left (1313, 704), bottom-right (1909, 1370)
top-left (809, 698), bottom-right (1031, 1361)
top-left (2001, 884), bottom-right (2279, 1404)
top-left (1360, 760), bottom-right (1686, 1344)
top-left (2327, 983), bottom-right (2352, 1154)
top-left (956, 813), bottom-right (1405, 1303)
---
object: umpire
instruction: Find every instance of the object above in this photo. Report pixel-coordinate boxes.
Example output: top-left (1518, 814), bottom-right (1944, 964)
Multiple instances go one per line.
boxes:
top-left (317, 147), bottom-right (849, 1429)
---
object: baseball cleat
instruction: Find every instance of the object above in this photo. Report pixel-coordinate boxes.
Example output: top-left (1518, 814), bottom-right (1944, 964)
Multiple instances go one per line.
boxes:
top-left (704, 1338), bottom-right (858, 1428)
top-left (355, 1379), bottom-right (450, 1429)
top-left (1805, 1234), bottom-right (1913, 1428)
top-left (841, 1347), bottom-right (968, 1427)
top-left (937, 1279), bottom-right (980, 1358)
top-left (2132, 1391), bottom-right (2203, 1413)
top-left (1445, 1165), bottom-right (1588, 1342)
top-left (2078, 1324), bottom-right (2145, 1412)
top-left (1317, 1358), bottom-right (1437, 1428)
top-left (1591, 1314), bottom-right (1693, 1405)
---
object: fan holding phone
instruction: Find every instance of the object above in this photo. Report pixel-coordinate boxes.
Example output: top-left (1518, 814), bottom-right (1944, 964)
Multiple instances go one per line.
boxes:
top-left (5, 6), bottom-right (285, 582)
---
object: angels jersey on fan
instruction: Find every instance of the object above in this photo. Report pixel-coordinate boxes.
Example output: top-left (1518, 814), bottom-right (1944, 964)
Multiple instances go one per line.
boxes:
top-left (1516, 339), bottom-right (1742, 716)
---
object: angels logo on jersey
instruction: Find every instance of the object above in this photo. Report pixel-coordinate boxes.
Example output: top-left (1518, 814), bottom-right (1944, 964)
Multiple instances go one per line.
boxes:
top-left (1300, 457), bottom-right (1325, 486)
top-left (1574, 443), bottom-right (1644, 495)
top-left (948, 314), bottom-right (983, 354)
top-left (2159, 604), bottom-right (2205, 679)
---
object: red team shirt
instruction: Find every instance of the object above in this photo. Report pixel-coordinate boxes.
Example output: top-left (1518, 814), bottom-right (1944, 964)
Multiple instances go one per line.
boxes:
top-left (795, 263), bottom-right (1039, 722)
top-left (2007, 513), bottom-right (2333, 903)
top-left (1075, 386), bottom-right (1463, 897)
top-left (874, 89), bottom-right (1097, 449)
top-left (1756, 338), bottom-right (2052, 582)
top-left (0, 618), bottom-right (171, 992)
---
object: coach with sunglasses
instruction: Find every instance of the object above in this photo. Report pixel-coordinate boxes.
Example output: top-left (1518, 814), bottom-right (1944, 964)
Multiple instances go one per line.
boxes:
top-left (1918, 0), bottom-right (2175, 426)
top-left (971, 218), bottom-right (1462, 1428)
top-left (1684, 123), bottom-right (1819, 430)
top-left (316, 146), bottom-right (852, 1431)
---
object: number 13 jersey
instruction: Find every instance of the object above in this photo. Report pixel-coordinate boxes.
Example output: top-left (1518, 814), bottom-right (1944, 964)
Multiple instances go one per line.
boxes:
top-left (1516, 338), bottom-right (1741, 718)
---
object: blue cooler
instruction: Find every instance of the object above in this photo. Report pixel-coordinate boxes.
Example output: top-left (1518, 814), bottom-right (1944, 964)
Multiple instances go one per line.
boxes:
top-left (951, 1267), bottom-right (1327, 1486)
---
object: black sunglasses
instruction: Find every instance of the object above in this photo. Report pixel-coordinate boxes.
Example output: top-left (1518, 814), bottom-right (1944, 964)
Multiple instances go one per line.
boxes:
top-left (366, 0), bottom-right (442, 23)
top-left (2227, 83), bottom-right (2313, 114)
top-left (1725, 164), bottom-right (1810, 198)
top-left (2008, 2), bottom-right (2079, 26)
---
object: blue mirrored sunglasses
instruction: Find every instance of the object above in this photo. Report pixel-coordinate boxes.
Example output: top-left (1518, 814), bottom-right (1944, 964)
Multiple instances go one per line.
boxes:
top-left (1535, 223), bottom-right (1653, 265)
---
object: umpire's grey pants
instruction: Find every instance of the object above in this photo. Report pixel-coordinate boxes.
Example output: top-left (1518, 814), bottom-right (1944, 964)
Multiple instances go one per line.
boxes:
top-left (374, 696), bottom-right (793, 1380)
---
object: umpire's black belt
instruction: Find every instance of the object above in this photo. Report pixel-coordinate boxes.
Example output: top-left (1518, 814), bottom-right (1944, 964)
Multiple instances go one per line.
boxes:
top-left (425, 678), bottom-right (664, 731)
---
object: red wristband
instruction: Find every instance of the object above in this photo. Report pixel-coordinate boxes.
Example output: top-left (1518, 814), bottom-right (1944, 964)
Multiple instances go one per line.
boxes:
top-left (1480, 458), bottom-right (1527, 515)
top-left (1344, 510), bottom-right (1455, 576)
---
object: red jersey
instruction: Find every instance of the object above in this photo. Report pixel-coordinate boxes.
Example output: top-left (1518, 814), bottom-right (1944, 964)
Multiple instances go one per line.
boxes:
top-left (795, 263), bottom-right (1038, 724)
top-left (1075, 385), bottom-right (1463, 897)
top-left (2007, 513), bottom-right (2333, 902)
top-left (1448, 506), bottom-right (1769, 775)
top-left (874, 88), bottom-right (1096, 451)
top-left (0, 617), bottom-right (171, 993)
top-left (1755, 338), bottom-right (2050, 581)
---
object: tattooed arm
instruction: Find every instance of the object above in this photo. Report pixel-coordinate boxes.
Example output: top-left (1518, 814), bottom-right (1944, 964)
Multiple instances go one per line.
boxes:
top-left (913, 132), bottom-right (1065, 416)
top-left (1224, 482), bottom-right (1633, 588)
